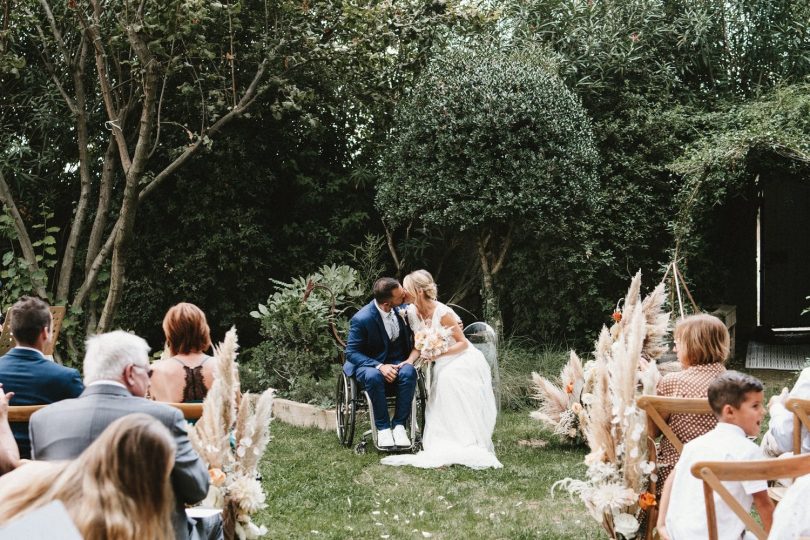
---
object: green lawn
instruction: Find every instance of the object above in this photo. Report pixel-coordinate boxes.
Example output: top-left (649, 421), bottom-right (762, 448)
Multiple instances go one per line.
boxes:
top-left (257, 410), bottom-right (603, 539)
top-left (255, 361), bottom-right (801, 539)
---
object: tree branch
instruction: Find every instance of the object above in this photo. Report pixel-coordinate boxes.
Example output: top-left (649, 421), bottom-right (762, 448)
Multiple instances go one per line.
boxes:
top-left (38, 0), bottom-right (71, 64)
top-left (76, 1), bottom-right (132, 171)
top-left (490, 222), bottom-right (514, 276)
top-left (383, 221), bottom-right (401, 273)
top-left (0, 170), bottom-right (46, 298)
top-left (139, 58), bottom-right (268, 201)
top-left (33, 23), bottom-right (78, 114)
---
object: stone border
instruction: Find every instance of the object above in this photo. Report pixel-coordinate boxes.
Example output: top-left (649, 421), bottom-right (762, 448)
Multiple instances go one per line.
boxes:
top-left (272, 398), bottom-right (336, 431)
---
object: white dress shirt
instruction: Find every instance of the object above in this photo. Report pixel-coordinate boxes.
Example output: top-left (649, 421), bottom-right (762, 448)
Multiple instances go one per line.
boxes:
top-left (666, 422), bottom-right (767, 540)
top-left (374, 301), bottom-right (399, 341)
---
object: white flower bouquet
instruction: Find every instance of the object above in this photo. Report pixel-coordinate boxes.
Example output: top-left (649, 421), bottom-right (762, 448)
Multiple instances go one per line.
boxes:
top-left (414, 324), bottom-right (451, 366)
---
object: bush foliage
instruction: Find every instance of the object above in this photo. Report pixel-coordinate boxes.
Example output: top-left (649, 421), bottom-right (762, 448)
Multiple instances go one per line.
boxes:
top-left (242, 265), bottom-right (366, 405)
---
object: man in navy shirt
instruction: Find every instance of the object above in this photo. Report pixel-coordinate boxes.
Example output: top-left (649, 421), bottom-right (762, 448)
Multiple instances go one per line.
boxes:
top-left (0, 296), bottom-right (83, 458)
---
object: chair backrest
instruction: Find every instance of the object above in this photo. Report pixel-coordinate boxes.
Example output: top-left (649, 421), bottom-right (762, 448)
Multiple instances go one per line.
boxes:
top-left (636, 395), bottom-right (714, 453)
top-left (463, 322), bottom-right (499, 410)
top-left (7, 404), bottom-right (45, 422)
top-left (785, 397), bottom-right (810, 455)
top-left (690, 453), bottom-right (810, 540)
top-left (0, 305), bottom-right (67, 357)
top-left (7, 402), bottom-right (203, 422)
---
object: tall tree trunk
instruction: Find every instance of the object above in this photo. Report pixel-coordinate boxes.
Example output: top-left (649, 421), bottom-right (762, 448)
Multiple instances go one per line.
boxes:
top-left (477, 234), bottom-right (503, 338)
top-left (55, 41), bottom-right (91, 303)
top-left (96, 21), bottom-right (158, 332)
top-left (475, 225), bottom-right (513, 338)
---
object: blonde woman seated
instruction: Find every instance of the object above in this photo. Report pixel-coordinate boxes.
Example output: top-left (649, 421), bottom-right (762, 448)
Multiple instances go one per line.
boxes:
top-left (150, 303), bottom-right (215, 403)
top-left (0, 413), bottom-right (176, 539)
top-left (381, 269), bottom-right (502, 470)
top-left (654, 314), bottom-right (728, 497)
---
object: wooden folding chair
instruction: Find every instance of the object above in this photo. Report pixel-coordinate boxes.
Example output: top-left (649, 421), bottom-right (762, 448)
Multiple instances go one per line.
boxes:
top-left (636, 395), bottom-right (714, 540)
top-left (7, 404), bottom-right (45, 422)
top-left (785, 397), bottom-right (810, 455)
top-left (691, 453), bottom-right (810, 540)
top-left (8, 402), bottom-right (203, 422)
top-left (169, 402), bottom-right (204, 421)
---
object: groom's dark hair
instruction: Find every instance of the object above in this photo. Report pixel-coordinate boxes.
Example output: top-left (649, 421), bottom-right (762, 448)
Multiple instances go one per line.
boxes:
top-left (373, 277), bottom-right (401, 303)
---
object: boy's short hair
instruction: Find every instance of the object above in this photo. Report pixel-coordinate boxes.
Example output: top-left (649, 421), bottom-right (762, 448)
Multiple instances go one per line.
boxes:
top-left (707, 371), bottom-right (764, 415)
top-left (674, 314), bottom-right (730, 366)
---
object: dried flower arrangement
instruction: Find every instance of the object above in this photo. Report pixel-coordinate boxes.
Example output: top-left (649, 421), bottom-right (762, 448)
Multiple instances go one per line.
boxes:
top-left (529, 351), bottom-right (586, 442)
top-left (554, 272), bottom-right (669, 539)
top-left (189, 327), bottom-right (274, 540)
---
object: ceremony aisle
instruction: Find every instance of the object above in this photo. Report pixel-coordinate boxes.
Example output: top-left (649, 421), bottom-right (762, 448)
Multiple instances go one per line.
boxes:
top-left (258, 410), bottom-right (602, 539)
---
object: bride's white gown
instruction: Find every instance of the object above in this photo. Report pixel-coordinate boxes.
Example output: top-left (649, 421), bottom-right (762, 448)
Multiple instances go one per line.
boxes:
top-left (381, 302), bottom-right (502, 469)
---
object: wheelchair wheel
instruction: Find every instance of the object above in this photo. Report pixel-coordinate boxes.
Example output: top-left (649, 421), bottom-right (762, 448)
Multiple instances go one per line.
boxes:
top-left (335, 372), bottom-right (356, 447)
top-left (415, 370), bottom-right (428, 436)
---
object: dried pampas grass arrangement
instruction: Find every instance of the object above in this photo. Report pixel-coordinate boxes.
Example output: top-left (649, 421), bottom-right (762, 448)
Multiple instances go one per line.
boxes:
top-left (554, 272), bottom-right (669, 540)
top-left (530, 351), bottom-right (586, 442)
top-left (189, 327), bottom-right (274, 540)
top-left (530, 351), bottom-right (585, 441)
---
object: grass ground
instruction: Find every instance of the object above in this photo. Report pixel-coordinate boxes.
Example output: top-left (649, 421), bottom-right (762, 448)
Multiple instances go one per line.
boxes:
top-left (254, 347), bottom-right (802, 540)
top-left (257, 410), bottom-right (604, 539)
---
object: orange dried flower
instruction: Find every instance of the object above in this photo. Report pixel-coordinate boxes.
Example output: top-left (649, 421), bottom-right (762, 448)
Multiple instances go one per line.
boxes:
top-left (611, 311), bottom-right (623, 323)
top-left (208, 467), bottom-right (226, 487)
top-left (565, 382), bottom-right (574, 394)
top-left (638, 492), bottom-right (656, 510)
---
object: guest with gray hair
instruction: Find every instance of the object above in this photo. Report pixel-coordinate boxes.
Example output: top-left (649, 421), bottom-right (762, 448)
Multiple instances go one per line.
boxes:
top-left (28, 330), bottom-right (219, 540)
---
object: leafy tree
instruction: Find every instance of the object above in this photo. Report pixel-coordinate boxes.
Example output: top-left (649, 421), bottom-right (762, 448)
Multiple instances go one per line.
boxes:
top-left (377, 45), bottom-right (600, 333)
top-left (0, 0), bottom-right (489, 357)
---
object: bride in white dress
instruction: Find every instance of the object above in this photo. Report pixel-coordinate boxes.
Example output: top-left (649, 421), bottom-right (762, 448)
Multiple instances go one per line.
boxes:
top-left (381, 270), bottom-right (502, 470)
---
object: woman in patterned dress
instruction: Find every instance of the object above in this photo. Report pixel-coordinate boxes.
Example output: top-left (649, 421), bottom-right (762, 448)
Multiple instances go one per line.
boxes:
top-left (654, 314), bottom-right (729, 497)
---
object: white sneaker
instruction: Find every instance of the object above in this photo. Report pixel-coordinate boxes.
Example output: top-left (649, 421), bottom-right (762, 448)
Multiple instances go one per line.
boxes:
top-left (393, 424), bottom-right (411, 447)
top-left (377, 428), bottom-right (395, 448)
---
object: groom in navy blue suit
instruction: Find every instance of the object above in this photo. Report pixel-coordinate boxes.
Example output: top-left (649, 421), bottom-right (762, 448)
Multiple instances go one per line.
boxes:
top-left (344, 277), bottom-right (416, 448)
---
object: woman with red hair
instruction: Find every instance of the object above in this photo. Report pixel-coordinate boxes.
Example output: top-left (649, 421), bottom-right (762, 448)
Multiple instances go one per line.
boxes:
top-left (149, 303), bottom-right (215, 403)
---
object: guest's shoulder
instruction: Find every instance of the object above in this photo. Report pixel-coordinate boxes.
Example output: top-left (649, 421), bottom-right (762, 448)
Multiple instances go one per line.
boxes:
top-left (656, 370), bottom-right (685, 394)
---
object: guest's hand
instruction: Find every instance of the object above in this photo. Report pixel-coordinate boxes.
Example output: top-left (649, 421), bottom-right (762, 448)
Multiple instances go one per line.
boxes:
top-left (0, 383), bottom-right (13, 420)
top-left (379, 364), bottom-right (398, 383)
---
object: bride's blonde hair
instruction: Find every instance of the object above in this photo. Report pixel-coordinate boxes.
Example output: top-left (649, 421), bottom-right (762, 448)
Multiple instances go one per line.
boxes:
top-left (403, 270), bottom-right (438, 301)
top-left (0, 413), bottom-right (176, 540)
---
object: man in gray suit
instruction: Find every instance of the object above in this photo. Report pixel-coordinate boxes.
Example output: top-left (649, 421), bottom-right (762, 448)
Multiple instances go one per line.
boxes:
top-left (29, 330), bottom-right (217, 540)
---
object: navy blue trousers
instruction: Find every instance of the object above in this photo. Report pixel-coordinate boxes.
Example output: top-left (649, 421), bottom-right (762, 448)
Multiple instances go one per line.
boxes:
top-left (354, 363), bottom-right (417, 430)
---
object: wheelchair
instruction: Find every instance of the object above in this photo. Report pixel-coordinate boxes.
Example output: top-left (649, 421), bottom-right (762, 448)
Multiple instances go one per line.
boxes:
top-left (335, 367), bottom-right (428, 454)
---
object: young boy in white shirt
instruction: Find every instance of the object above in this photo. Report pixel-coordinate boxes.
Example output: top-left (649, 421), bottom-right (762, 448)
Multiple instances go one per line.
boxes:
top-left (657, 371), bottom-right (774, 540)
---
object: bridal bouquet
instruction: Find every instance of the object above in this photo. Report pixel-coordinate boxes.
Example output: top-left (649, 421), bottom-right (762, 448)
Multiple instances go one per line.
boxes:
top-left (554, 272), bottom-right (668, 539)
top-left (414, 324), bottom-right (451, 366)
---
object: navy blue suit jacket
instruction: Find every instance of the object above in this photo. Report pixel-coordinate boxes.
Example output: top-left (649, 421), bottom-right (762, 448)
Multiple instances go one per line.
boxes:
top-left (0, 347), bottom-right (84, 458)
top-left (343, 301), bottom-right (413, 377)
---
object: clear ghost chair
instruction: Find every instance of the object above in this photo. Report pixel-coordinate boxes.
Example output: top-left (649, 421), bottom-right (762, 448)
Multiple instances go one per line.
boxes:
top-left (462, 322), bottom-right (500, 413)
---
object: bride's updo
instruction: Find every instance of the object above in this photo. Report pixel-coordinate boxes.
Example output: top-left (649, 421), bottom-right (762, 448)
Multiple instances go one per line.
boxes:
top-left (403, 270), bottom-right (438, 300)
